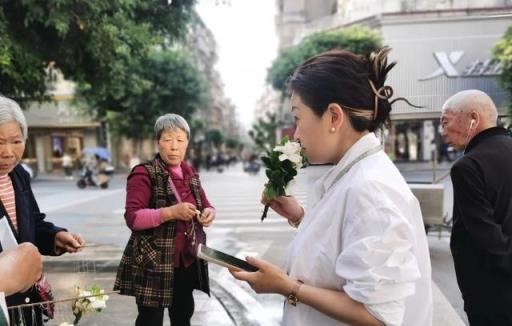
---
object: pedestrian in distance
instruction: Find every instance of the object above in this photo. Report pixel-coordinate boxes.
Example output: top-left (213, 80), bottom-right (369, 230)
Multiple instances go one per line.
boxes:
top-left (114, 113), bottom-right (216, 326)
top-left (441, 89), bottom-right (512, 326)
top-left (0, 96), bottom-right (85, 326)
top-left (61, 151), bottom-right (73, 180)
top-left (231, 47), bottom-right (432, 326)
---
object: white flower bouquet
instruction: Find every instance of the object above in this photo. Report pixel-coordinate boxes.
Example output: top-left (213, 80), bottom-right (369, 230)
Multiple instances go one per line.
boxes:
top-left (71, 285), bottom-right (109, 325)
top-left (260, 136), bottom-right (306, 221)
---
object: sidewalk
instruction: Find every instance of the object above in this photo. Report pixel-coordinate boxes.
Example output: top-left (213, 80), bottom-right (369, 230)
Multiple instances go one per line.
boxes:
top-left (43, 246), bottom-right (238, 326)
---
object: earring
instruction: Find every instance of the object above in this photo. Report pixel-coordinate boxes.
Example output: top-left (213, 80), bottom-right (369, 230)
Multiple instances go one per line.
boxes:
top-left (330, 127), bottom-right (335, 133)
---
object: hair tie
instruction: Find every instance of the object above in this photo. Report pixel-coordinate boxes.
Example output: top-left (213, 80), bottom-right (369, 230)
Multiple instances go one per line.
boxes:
top-left (368, 80), bottom-right (393, 121)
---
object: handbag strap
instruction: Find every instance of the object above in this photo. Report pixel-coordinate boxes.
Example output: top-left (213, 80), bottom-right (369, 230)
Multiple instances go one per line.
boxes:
top-left (189, 176), bottom-right (203, 212)
top-left (168, 177), bottom-right (182, 203)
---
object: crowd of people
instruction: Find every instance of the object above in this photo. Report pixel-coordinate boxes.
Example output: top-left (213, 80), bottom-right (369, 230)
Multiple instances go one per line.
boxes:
top-left (1, 46), bottom-right (511, 326)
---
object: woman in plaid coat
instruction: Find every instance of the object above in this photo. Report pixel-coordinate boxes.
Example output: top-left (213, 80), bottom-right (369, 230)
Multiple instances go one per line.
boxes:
top-left (115, 114), bottom-right (215, 326)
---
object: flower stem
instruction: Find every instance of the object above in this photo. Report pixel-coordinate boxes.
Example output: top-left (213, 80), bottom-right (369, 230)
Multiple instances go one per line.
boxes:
top-left (73, 312), bottom-right (82, 325)
top-left (261, 204), bottom-right (270, 221)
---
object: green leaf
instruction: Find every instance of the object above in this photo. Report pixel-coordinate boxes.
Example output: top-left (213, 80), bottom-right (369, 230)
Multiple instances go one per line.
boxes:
top-left (265, 169), bottom-right (273, 180)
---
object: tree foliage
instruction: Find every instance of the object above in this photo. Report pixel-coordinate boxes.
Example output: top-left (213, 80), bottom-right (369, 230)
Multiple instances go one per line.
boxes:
top-left (104, 50), bottom-right (209, 140)
top-left (248, 112), bottom-right (279, 153)
top-left (493, 25), bottom-right (512, 118)
top-left (267, 25), bottom-right (383, 93)
top-left (205, 129), bottom-right (224, 147)
top-left (0, 0), bottom-right (195, 108)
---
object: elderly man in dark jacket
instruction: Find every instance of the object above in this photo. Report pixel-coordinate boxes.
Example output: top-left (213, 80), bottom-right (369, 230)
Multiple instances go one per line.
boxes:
top-left (441, 89), bottom-right (512, 326)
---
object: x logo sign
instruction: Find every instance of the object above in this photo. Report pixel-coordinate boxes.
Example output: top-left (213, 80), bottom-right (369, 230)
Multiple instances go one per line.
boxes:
top-left (419, 51), bottom-right (464, 81)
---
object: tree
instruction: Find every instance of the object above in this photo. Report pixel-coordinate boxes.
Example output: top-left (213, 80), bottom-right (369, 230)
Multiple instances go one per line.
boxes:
top-left (104, 50), bottom-right (209, 145)
top-left (493, 25), bottom-right (512, 119)
top-left (267, 25), bottom-right (383, 93)
top-left (0, 0), bottom-right (195, 108)
top-left (225, 137), bottom-right (242, 150)
top-left (248, 112), bottom-right (279, 153)
top-left (205, 129), bottom-right (224, 148)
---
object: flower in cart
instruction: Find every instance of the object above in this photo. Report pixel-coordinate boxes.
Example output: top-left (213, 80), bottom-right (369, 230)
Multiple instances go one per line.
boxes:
top-left (72, 285), bottom-right (109, 325)
top-left (260, 136), bottom-right (307, 221)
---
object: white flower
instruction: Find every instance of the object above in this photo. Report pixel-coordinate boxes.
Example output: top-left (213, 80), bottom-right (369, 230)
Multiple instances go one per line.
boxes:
top-left (274, 141), bottom-right (303, 168)
top-left (60, 323), bottom-right (74, 326)
top-left (72, 285), bottom-right (110, 324)
top-left (91, 300), bottom-right (107, 310)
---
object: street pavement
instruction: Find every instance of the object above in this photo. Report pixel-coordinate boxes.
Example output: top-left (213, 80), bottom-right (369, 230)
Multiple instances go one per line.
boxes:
top-left (33, 160), bottom-right (467, 325)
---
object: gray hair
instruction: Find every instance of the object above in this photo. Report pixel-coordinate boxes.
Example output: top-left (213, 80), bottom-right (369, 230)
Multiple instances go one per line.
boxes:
top-left (0, 96), bottom-right (28, 140)
top-left (154, 113), bottom-right (190, 140)
top-left (442, 89), bottom-right (498, 126)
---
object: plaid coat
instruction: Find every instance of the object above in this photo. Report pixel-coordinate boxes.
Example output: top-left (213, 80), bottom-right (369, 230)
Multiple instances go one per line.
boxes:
top-left (114, 156), bottom-right (210, 307)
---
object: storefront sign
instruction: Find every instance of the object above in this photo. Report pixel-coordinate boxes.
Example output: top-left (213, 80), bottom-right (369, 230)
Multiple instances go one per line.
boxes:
top-left (419, 51), bottom-right (502, 81)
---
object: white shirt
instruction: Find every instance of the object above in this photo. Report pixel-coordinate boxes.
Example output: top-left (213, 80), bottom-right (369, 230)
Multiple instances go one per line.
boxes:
top-left (284, 133), bottom-right (432, 326)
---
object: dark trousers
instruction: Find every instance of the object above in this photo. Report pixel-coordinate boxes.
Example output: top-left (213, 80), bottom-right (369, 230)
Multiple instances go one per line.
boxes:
top-left (468, 313), bottom-right (512, 326)
top-left (135, 263), bottom-right (196, 326)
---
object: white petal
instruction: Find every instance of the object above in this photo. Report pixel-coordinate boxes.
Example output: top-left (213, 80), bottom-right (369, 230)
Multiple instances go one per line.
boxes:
top-left (278, 154), bottom-right (289, 161)
top-left (273, 145), bottom-right (284, 153)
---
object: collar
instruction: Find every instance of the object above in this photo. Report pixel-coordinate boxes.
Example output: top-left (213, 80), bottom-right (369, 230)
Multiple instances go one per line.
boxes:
top-left (313, 133), bottom-right (381, 203)
top-left (465, 127), bottom-right (508, 154)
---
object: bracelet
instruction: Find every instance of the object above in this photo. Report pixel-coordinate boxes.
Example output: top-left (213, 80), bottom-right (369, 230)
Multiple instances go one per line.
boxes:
top-left (287, 280), bottom-right (304, 307)
top-left (288, 206), bottom-right (305, 228)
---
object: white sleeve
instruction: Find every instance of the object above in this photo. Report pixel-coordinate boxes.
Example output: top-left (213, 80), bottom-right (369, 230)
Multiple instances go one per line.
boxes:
top-left (336, 201), bottom-right (421, 326)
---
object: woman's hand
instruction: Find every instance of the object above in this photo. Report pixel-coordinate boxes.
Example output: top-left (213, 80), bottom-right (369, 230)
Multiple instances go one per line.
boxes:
top-left (230, 256), bottom-right (295, 295)
top-left (55, 231), bottom-right (85, 254)
top-left (0, 243), bottom-right (42, 295)
top-left (262, 195), bottom-right (304, 223)
top-left (199, 207), bottom-right (215, 227)
top-left (163, 202), bottom-right (197, 222)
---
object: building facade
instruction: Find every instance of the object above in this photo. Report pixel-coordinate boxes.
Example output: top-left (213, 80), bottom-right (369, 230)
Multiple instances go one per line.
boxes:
top-left (275, 0), bottom-right (512, 161)
top-left (23, 73), bottom-right (102, 174)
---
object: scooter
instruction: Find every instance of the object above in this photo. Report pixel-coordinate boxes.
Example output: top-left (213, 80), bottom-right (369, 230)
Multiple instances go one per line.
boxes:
top-left (76, 166), bottom-right (114, 189)
top-left (243, 159), bottom-right (261, 175)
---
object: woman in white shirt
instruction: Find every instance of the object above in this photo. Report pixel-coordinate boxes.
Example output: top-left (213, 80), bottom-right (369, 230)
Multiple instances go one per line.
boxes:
top-left (231, 47), bottom-right (432, 326)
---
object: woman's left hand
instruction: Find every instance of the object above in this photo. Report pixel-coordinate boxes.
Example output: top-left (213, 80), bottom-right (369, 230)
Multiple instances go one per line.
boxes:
top-left (230, 256), bottom-right (294, 295)
top-left (55, 231), bottom-right (85, 254)
top-left (199, 207), bottom-right (215, 227)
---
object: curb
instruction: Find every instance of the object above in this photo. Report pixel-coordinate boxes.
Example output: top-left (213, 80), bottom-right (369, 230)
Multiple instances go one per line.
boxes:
top-left (209, 279), bottom-right (259, 326)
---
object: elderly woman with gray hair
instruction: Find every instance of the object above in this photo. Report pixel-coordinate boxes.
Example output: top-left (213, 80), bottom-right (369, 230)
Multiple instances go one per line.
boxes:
top-left (0, 96), bottom-right (85, 326)
top-left (115, 113), bottom-right (215, 326)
